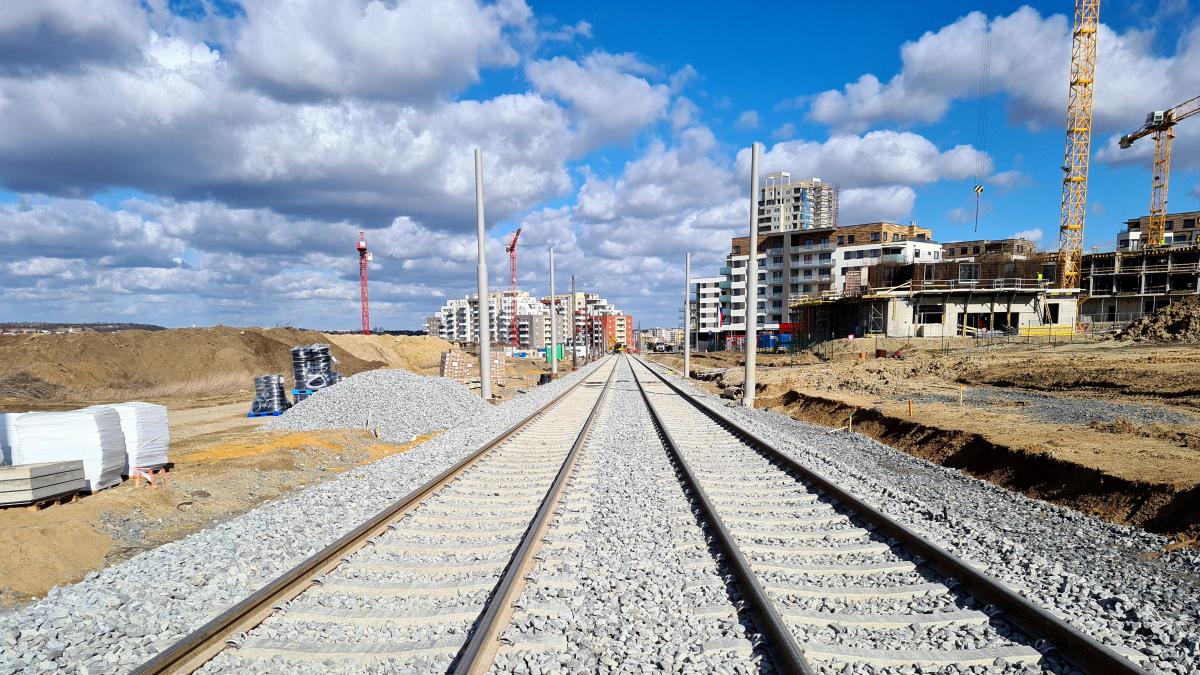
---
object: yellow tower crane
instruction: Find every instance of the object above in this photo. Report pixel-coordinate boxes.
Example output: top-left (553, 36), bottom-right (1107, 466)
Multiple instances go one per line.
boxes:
top-left (1118, 95), bottom-right (1200, 248)
top-left (1057, 0), bottom-right (1100, 289)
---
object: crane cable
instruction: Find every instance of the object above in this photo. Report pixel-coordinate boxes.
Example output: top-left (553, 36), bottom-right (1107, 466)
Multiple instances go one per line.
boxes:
top-left (973, 7), bottom-right (994, 233)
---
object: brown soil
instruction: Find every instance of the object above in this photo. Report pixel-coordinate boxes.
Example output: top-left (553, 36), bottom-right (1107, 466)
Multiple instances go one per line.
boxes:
top-left (650, 340), bottom-right (1200, 544)
top-left (323, 334), bottom-right (452, 375)
top-left (1116, 296), bottom-right (1200, 342)
top-left (0, 413), bottom-right (428, 609)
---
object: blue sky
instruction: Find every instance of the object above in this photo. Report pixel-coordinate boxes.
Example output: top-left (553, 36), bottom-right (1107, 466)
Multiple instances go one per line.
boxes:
top-left (0, 0), bottom-right (1197, 329)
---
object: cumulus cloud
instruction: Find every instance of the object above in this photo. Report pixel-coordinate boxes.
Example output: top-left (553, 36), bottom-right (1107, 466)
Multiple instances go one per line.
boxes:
top-left (232, 0), bottom-right (530, 103)
top-left (735, 110), bottom-right (759, 129)
top-left (740, 131), bottom-right (989, 189)
top-left (806, 6), bottom-right (1200, 145)
top-left (0, 0), bottom-right (148, 75)
top-left (1012, 228), bottom-right (1044, 242)
top-left (527, 51), bottom-right (671, 151)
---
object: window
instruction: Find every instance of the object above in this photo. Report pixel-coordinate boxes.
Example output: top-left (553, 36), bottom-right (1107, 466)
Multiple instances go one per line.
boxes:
top-left (869, 249), bottom-right (881, 257)
top-left (837, 235), bottom-right (845, 244)
top-left (1166, 221), bottom-right (1174, 231)
top-left (802, 284), bottom-right (811, 293)
top-left (803, 254), bottom-right (813, 262)
top-left (855, 250), bottom-right (865, 259)
top-left (914, 307), bottom-right (944, 324)
top-left (803, 270), bottom-right (813, 278)
top-left (844, 251), bottom-right (853, 260)
top-left (973, 246), bottom-right (981, 254)
top-left (820, 253), bottom-right (831, 261)
top-left (789, 284), bottom-right (799, 292)
top-left (1185, 219), bottom-right (1196, 229)
top-left (914, 250), bottom-right (921, 258)
top-left (791, 254), bottom-right (800, 262)
top-left (773, 256), bottom-right (783, 264)
top-left (758, 273), bottom-right (766, 281)
top-left (959, 263), bottom-right (980, 281)
top-left (771, 271), bottom-right (782, 279)
top-left (848, 235), bottom-right (856, 244)
top-left (771, 300), bottom-right (783, 308)
top-left (871, 232), bottom-right (880, 241)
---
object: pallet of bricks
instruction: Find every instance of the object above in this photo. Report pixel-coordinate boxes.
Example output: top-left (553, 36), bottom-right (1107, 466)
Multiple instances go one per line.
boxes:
top-left (440, 349), bottom-right (505, 388)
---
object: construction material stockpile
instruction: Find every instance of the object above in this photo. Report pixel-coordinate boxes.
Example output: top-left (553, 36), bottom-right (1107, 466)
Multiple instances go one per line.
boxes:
top-left (262, 369), bottom-right (491, 443)
top-left (292, 344), bottom-right (342, 394)
top-left (439, 349), bottom-right (505, 388)
top-left (250, 375), bottom-right (290, 415)
top-left (1115, 296), bottom-right (1200, 342)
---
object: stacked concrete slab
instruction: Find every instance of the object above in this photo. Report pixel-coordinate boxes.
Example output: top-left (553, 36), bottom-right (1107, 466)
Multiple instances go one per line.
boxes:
top-left (0, 461), bottom-right (85, 506)
top-left (439, 349), bottom-right (505, 388)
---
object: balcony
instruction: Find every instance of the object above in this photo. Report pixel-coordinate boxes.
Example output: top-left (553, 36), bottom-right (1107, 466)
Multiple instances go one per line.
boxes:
top-left (719, 266), bottom-right (732, 275)
top-left (881, 254), bottom-right (910, 264)
top-left (718, 279), bottom-right (731, 289)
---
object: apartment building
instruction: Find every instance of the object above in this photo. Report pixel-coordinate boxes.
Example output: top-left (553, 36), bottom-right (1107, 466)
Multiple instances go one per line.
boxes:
top-left (834, 239), bottom-right (944, 296)
top-left (836, 222), bottom-right (933, 247)
top-left (757, 172), bottom-right (838, 233)
top-left (435, 291), bottom-right (544, 346)
top-left (593, 313), bottom-right (634, 351)
top-left (720, 228), bottom-right (838, 338)
top-left (1116, 210), bottom-right (1200, 251)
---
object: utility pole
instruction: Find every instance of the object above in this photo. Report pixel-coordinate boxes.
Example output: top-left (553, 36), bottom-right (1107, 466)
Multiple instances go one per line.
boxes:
top-left (570, 274), bottom-right (578, 370)
top-left (549, 248), bottom-right (558, 378)
top-left (683, 252), bottom-right (691, 379)
top-left (744, 142), bottom-right (760, 409)
top-left (474, 148), bottom-right (491, 401)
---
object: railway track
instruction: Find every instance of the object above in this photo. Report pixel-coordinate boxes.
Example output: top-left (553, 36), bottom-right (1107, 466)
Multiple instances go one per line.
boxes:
top-left (134, 357), bottom-right (617, 675)
top-left (629, 355), bottom-right (1145, 675)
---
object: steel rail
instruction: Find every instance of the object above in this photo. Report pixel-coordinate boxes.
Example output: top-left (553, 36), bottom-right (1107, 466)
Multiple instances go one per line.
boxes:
top-left (133, 356), bottom-right (614, 675)
top-left (629, 356), bottom-right (814, 675)
top-left (632, 355), bottom-right (1146, 675)
top-left (452, 357), bottom-right (618, 674)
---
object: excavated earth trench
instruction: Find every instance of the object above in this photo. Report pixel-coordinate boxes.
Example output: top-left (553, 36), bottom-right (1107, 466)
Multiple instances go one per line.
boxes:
top-left (754, 386), bottom-right (1200, 544)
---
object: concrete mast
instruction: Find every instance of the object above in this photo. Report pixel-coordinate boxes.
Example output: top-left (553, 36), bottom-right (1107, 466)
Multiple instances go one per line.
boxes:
top-left (474, 148), bottom-right (491, 401)
top-left (549, 248), bottom-right (558, 377)
top-left (571, 274), bottom-right (578, 369)
top-left (744, 143), bottom-right (760, 408)
top-left (683, 251), bottom-right (691, 379)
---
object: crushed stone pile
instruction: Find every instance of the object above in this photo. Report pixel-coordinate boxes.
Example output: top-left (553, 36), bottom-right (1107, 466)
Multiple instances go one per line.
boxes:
top-left (1115, 297), bottom-right (1200, 342)
top-left (262, 368), bottom-right (491, 443)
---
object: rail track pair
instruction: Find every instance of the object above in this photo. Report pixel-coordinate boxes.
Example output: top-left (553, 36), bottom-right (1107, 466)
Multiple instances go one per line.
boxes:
top-left (135, 355), bottom-right (1144, 674)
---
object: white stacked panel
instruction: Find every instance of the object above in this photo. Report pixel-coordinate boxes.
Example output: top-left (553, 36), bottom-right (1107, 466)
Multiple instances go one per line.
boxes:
top-left (13, 408), bottom-right (125, 493)
top-left (0, 413), bottom-right (23, 466)
top-left (104, 402), bottom-right (170, 473)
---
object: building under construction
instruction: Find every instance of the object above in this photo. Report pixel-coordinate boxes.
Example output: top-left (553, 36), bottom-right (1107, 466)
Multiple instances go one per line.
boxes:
top-left (788, 247), bottom-right (1079, 344)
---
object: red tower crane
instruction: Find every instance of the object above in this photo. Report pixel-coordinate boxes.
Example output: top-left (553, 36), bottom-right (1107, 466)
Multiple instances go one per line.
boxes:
top-left (504, 227), bottom-right (522, 346)
top-left (357, 231), bottom-right (372, 335)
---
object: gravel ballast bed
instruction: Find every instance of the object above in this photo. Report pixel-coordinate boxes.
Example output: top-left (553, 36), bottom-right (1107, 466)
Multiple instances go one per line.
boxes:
top-left (0, 360), bottom-right (606, 675)
top-left (646, 359), bottom-right (1200, 673)
top-left (493, 358), bottom-right (765, 673)
top-left (262, 368), bottom-right (492, 442)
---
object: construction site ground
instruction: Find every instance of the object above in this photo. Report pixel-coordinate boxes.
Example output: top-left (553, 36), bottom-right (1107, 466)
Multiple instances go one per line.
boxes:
top-left (0, 328), bottom-right (559, 610)
top-left (649, 337), bottom-right (1200, 547)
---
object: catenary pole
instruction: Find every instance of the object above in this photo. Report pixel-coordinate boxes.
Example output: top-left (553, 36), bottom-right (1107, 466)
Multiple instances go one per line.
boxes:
top-left (744, 142), bottom-right (760, 408)
top-left (571, 274), bottom-right (578, 369)
top-left (549, 248), bottom-right (558, 378)
top-left (474, 148), bottom-right (491, 401)
top-left (683, 252), bottom-right (691, 379)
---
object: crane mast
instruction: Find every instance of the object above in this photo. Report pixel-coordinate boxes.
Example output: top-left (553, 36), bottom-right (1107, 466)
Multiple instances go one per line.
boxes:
top-left (357, 231), bottom-right (371, 335)
top-left (1118, 95), bottom-right (1200, 248)
top-left (505, 227), bottom-right (522, 347)
top-left (1056, 0), bottom-right (1100, 289)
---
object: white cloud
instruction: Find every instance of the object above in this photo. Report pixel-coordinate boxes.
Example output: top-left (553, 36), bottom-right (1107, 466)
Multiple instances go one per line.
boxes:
top-left (807, 6), bottom-right (1200, 146)
top-left (1012, 228), bottom-right (1044, 242)
top-left (740, 131), bottom-right (988, 189)
top-left (232, 0), bottom-right (530, 103)
top-left (771, 123), bottom-right (796, 140)
top-left (527, 51), bottom-right (671, 151)
top-left (839, 186), bottom-right (917, 224)
top-left (735, 110), bottom-right (759, 129)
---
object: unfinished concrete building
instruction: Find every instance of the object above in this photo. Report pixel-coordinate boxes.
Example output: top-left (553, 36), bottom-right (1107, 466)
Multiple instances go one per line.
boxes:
top-left (789, 245), bottom-right (1077, 343)
top-left (1080, 247), bottom-right (1200, 323)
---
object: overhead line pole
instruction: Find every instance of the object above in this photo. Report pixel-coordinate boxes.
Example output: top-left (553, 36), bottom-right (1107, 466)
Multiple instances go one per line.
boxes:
top-left (744, 143), bottom-right (761, 408)
top-left (570, 274), bottom-right (578, 370)
top-left (474, 148), bottom-right (491, 401)
top-left (683, 252), bottom-right (691, 379)
top-left (549, 248), bottom-right (558, 378)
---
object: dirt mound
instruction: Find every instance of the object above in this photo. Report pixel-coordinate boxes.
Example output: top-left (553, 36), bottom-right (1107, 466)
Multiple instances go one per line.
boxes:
top-left (323, 334), bottom-right (452, 375)
top-left (0, 327), bottom-right (384, 405)
top-left (1116, 297), bottom-right (1200, 342)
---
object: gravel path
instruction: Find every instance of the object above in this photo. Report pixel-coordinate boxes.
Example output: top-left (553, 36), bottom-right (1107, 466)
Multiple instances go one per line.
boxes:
top-left (644, 358), bottom-right (1199, 674)
top-left (913, 385), bottom-right (1196, 427)
top-left (492, 357), bottom-right (767, 673)
top-left (0, 359), bottom-right (607, 675)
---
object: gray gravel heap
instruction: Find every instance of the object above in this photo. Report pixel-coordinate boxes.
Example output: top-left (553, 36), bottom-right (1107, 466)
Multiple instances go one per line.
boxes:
top-left (262, 368), bottom-right (491, 442)
top-left (645, 359), bottom-right (1200, 674)
top-left (493, 358), bottom-right (767, 673)
top-left (0, 359), bottom-right (606, 675)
